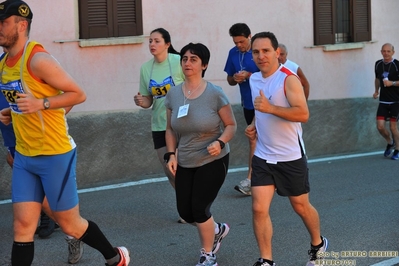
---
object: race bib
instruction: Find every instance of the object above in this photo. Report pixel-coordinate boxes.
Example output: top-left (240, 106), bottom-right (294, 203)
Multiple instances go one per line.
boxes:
top-left (150, 83), bottom-right (171, 98)
top-left (148, 76), bottom-right (174, 99)
top-left (0, 80), bottom-right (24, 113)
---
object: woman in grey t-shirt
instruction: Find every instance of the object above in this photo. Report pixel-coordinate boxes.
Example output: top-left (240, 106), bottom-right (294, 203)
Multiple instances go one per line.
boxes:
top-left (165, 43), bottom-right (236, 266)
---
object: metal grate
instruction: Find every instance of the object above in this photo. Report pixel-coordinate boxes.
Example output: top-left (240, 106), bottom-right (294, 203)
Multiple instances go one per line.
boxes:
top-left (335, 0), bottom-right (351, 43)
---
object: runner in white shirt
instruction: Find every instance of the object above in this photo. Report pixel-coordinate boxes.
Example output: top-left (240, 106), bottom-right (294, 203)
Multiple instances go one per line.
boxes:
top-left (246, 32), bottom-right (327, 266)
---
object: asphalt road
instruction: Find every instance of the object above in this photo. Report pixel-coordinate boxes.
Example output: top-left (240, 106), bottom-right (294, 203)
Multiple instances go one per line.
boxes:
top-left (0, 153), bottom-right (398, 266)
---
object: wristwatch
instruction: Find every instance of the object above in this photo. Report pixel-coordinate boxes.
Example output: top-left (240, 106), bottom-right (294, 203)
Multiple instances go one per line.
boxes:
top-left (43, 98), bottom-right (50, 110)
top-left (393, 81), bottom-right (397, 86)
top-left (216, 139), bottom-right (225, 149)
top-left (163, 152), bottom-right (175, 163)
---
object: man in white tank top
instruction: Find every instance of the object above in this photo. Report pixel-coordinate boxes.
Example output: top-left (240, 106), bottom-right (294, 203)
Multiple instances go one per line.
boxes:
top-left (246, 32), bottom-right (328, 266)
top-left (278, 43), bottom-right (310, 100)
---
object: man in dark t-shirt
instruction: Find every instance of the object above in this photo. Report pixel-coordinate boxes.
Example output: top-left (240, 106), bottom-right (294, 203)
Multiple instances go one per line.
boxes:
top-left (373, 43), bottom-right (399, 160)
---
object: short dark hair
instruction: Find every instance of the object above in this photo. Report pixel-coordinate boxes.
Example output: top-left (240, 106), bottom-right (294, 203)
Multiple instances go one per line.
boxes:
top-left (180, 43), bottom-right (210, 77)
top-left (229, 23), bottom-right (251, 38)
top-left (251, 31), bottom-right (279, 51)
top-left (14, 16), bottom-right (31, 35)
top-left (150, 28), bottom-right (179, 55)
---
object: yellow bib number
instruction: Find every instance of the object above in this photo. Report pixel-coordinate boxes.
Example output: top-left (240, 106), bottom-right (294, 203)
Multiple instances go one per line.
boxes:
top-left (151, 83), bottom-right (171, 97)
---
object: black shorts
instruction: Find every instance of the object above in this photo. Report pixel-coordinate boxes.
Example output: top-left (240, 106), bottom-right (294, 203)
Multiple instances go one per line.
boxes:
top-left (152, 131), bottom-right (166, 149)
top-left (243, 108), bottom-right (255, 125)
top-left (251, 155), bottom-right (310, 196)
top-left (376, 102), bottom-right (399, 122)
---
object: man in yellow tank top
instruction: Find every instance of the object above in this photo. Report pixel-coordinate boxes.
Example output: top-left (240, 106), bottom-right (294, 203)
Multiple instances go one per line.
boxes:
top-left (0, 1), bottom-right (130, 265)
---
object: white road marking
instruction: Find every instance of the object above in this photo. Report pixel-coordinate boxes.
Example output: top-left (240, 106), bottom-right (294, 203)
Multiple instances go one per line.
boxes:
top-left (0, 151), bottom-right (382, 205)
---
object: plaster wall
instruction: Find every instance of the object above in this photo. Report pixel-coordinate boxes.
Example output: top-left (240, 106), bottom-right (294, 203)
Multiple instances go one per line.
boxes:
top-left (0, 0), bottom-right (397, 199)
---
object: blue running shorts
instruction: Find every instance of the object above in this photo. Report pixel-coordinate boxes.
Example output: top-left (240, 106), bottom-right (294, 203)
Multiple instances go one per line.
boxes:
top-left (12, 148), bottom-right (79, 211)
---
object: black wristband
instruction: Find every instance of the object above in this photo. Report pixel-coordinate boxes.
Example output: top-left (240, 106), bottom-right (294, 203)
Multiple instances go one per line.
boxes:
top-left (163, 152), bottom-right (175, 163)
top-left (216, 139), bottom-right (225, 149)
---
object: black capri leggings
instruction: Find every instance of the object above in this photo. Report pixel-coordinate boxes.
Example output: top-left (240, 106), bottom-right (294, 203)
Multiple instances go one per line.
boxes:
top-left (175, 154), bottom-right (229, 224)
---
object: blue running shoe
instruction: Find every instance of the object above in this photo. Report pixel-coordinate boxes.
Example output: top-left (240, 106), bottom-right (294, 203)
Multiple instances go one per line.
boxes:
top-left (384, 143), bottom-right (395, 157)
top-left (391, 150), bottom-right (399, 160)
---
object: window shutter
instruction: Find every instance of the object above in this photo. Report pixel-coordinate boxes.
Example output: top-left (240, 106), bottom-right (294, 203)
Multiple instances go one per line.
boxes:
top-left (115, 0), bottom-right (143, 37)
top-left (313, 0), bottom-right (336, 45)
top-left (352, 0), bottom-right (371, 42)
top-left (79, 0), bottom-right (112, 39)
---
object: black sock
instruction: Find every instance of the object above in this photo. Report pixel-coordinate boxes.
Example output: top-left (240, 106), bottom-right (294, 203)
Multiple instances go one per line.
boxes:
top-left (311, 236), bottom-right (324, 249)
top-left (80, 220), bottom-right (118, 260)
top-left (11, 241), bottom-right (34, 266)
top-left (260, 258), bottom-right (274, 265)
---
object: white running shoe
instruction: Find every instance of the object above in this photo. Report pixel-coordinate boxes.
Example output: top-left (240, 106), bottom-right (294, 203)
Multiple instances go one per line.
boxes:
top-left (196, 248), bottom-right (218, 266)
top-left (212, 223), bottom-right (230, 254)
top-left (106, 246), bottom-right (130, 266)
top-left (306, 236), bottom-right (329, 266)
top-left (234, 178), bottom-right (251, 195)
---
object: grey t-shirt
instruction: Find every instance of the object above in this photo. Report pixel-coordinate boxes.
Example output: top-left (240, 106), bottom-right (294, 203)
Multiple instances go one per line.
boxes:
top-left (165, 81), bottom-right (230, 168)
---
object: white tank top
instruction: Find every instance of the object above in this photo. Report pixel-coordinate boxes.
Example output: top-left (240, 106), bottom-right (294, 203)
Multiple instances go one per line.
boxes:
top-left (283, 59), bottom-right (299, 74)
top-left (250, 65), bottom-right (305, 163)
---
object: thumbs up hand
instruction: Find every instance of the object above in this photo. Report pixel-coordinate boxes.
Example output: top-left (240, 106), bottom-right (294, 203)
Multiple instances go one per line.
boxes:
top-left (254, 90), bottom-right (271, 113)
